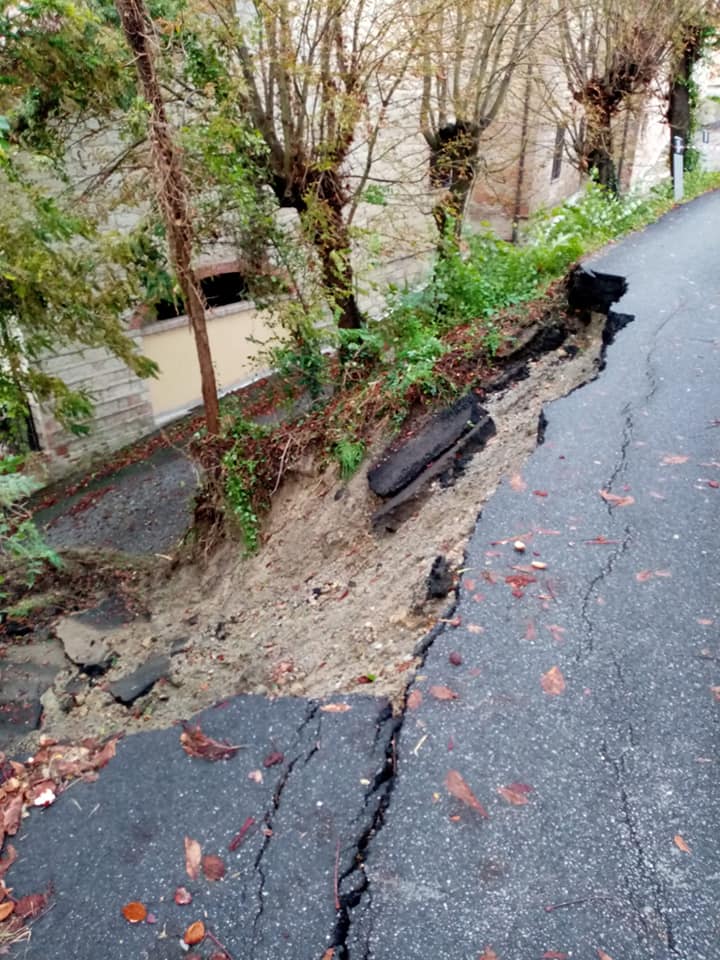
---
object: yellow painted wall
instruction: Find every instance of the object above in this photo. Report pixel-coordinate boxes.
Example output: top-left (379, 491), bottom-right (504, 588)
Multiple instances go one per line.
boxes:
top-left (140, 304), bottom-right (275, 420)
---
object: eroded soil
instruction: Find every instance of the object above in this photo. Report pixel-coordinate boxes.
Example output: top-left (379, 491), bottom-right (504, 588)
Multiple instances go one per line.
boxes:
top-left (0, 312), bottom-right (610, 757)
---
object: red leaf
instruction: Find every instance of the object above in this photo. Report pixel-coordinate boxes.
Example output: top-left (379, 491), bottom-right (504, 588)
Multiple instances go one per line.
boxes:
top-left (229, 816), bottom-right (255, 851)
top-left (599, 489), bottom-right (635, 508)
top-left (448, 652), bottom-right (463, 666)
top-left (708, 480), bottom-right (719, 488)
top-left (533, 490), bottom-right (548, 497)
top-left (543, 953), bottom-right (569, 959)
top-left (180, 724), bottom-right (244, 761)
top-left (202, 854), bottom-right (226, 881)
top-left (541, 666), bottom-right (566, 696)
top-left (122, 901), bottom-right (148, 924)
top-left (525, 621), bottom-right (537, 641)
top-left (0, 845), bottom-right (17, 879)
top-left (174, 886), bottom-right (193, 905)
top-left (184, 836), bottom-right (202, 880)
top-left (596, 951), bottom-right (614, 960)
top-left (445, 770), bottom-right (489, 817)
top-left (673, 834), bottom-right (691, 853)
top-left (406, 689), bottom-right (423, 710)
top-left (429, 685), bottom-right (459, 701)
top-left (509, 473), bottom-right (527, 492)
top-left (548, 624), bottom-right (565, 644)
top-left (14, 890), bottom-right (50, 920)
top-left (263, 751), bottom-right (284, 768)
top-left (498, 783), bottom-right (533, 806)
top-left (184, 920), bottom-right (206, 945)
top-left (505, 574), bottom-right (536, 590)
top-left (478, 946), bottom-right (498, 959)
top-left (635, 570), bottom-right (654, 582)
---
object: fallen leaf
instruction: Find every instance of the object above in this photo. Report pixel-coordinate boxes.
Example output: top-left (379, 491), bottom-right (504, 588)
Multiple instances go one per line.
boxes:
top-left (531, 560), bottom-right (548, 570)
top-left (430, 685), bottom-right (459, 701)
top-left (229, 816), bottom-right (255, 851)
top-left (174, 886), bottom-right (193, 905)
top-left (321, 950), bottom-right (335, 960)
top-left (0, 903), bottom-right (13, 922)
top-left (184, 836), bottom-right (202, 880)
top-left (708, 479), bottom-right (719, 489)
top-left (248, 769), bottom-right (263, 784)
top-left (122, 901), bottom-right (148, 924)
top-left (180, 724), bottom-right (244, 762)
top-left (635, 570), bottom-right (654, 582)
top-left (356, 675), bottom-right (375, 684)
top-left (478, 947), bottom-right (498, 960)
top-left (14, 891), bottom-right (49, 920)
top-left (674, 834), bottom-right (691, 853)
top-left (467, 624), bottom-right (484, 634)
top-left (599, 489), bottom-right (635, 507)
top-left (146, 912), bottom-right (158, 924)
top-left (533, 489), bottom-right (548, 497)
top-left (505, 573), bottom-right (536, 590)
top-left (448, 652), bottom-right (463, 666)
top-left (543, 953), bottom-right (569, 959)
top-left (654, 569), bottom-right (672, 578)
top-left (445, 770), bottom-right (489, 818)
top-left (263, 751), bottom-right (284, 768)
top-left (0, 845), bottom-right (17, 879)
top-left (498, 783), bottom-right (533, 805)
top-left (596, 951), bottom-right (614, 960)
top-left (541, 666), bottom-right (566, 696)
top-left (525, 621), bottom-right (537, 641)
top-left (509, 472), bottom-right (527, 491)
top-left (406, 689), bottom-right (423, 710)
top-left (184, 920), bottom-right (206, 945)
top-left (320, 704), bottom-right (351, 713)
top-left (548, 624), bottom-right (565, 645)
top-left (661, 454), bottom-right (689, 464)
top-left (395, 659), bottom-right (415, 673)
top-left (202, 854), bottom-right (226, 881)
top-left (711, 686), bottom-right (720, 702)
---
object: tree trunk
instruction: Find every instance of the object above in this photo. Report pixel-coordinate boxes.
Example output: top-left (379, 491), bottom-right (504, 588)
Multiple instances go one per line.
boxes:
top-left (115, 0), bottom-right (220, 435)
top-left (583, 114), bottom-right (618, 194)
top-left (669, 28), bottom-right (703, 173)
top-left (301, 172), bottom-right (363, 330)
top-left (425, 122), bottom-right (480, 253)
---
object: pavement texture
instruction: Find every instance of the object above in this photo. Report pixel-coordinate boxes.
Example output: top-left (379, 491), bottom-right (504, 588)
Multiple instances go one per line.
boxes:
top-left (4, 191), bottom-right (719, 960)
top-left (34, 446), bottom-right (199, 556)
top-left (347, 191), bottom-right (720, 959)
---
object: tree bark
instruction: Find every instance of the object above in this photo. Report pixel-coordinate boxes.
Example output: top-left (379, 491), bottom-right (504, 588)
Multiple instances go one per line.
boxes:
top-left (299, 171), bottom-right (364, 330)
top-left (668, 28), bottom-right (703, 172)
top-left (424, 122), bottom-right (481, 253)
top-left (115, 0), bottom-right (220, 434)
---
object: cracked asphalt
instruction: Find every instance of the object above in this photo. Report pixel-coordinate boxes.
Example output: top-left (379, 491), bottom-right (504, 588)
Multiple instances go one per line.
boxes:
top-left (5, 191), bottom-right (720, 959)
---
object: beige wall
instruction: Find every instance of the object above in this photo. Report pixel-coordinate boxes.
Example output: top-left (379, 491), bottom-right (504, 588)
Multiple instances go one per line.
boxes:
top-left (140, 301), bottom-right (275, 423)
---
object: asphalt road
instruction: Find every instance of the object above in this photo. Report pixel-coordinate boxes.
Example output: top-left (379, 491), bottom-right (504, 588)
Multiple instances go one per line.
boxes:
top-left (347, 191), bottom-right (720, 958)
top-left (5, 191), bottom-right (720, 960)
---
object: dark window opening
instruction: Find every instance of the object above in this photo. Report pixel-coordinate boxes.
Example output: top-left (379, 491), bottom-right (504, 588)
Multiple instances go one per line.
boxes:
top-left (152, 271), bottom-right (250, 321)
top-left (551, 125), bottom-right (566, 182)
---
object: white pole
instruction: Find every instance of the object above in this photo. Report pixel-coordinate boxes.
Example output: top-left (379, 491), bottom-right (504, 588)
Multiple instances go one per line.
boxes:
top-left (673, 136), bottom-right (684, 201)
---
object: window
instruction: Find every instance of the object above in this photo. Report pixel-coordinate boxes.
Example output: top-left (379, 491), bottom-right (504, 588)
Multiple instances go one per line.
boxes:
top-left (153, 270), bottom-right (250, 321)
top-left (551, 125), bottom-right (566, 182)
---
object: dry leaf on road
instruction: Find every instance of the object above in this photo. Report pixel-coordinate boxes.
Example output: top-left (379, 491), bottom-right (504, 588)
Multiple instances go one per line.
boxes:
top-left (184, 920), bottom-right (206, 945)
top-left (599, 489), bottom-right (635, 508)
top-left (184, 836), bottom-right (202, 880)
top-left (430, 685), bottom-right (459, 701)
top-left (478, 947), bottom-right (498, 960)
top-left (406, 689), bottom-right (423, 710)
top-left (541, 666), bottom-right (566, 695)
top-left (674, 834), bottom-right (691, 853)
top-left (320, 704), bottom-right (351, 713)
top-left (596, 950), bottom-right (614, 960)
top-left (498, 783), bottom-right (533, 806)
top-left (121, 901), bottom-right (148, 924)
top-left (180, 724), bottom-right (244, 761)
top-left (445, 770), bottom-right (489, 818)
top-left (202, 854), bottom-right (226, 881)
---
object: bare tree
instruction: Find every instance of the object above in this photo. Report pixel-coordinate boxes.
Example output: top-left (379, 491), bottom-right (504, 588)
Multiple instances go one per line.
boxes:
top-left (115, 0), bottom-right (220, 434)
top-left (415, 0), bottom-right (534, 243)
top-left (207, 0), bottom-right (428, 329)
top-left (553, 0), bottom-right (711, 191)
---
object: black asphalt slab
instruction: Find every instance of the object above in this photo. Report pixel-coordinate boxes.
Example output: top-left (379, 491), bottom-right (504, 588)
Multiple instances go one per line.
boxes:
top-left (34, 445), bottom-right (198, 556)
top-left (346, 191), bottom-right (720, 959)
top-left (7, 695), bottom-right (397, 959)
top-left (6, 192), bottom-right (720, 960)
